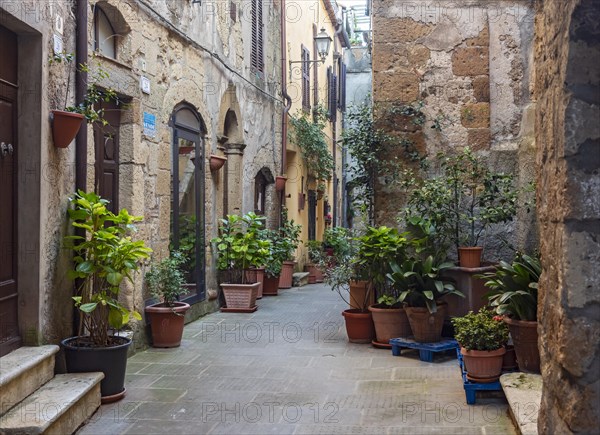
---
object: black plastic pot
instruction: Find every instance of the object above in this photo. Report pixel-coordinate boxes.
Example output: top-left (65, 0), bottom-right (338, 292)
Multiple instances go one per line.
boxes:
top-left (61, 336), bottom-right (131, 400)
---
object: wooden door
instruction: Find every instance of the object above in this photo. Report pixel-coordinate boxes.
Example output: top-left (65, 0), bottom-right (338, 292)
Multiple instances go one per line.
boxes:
top-left (0, 24), bottom-right (20, 357)
top-left (93, 100), bottom-right (120, 212)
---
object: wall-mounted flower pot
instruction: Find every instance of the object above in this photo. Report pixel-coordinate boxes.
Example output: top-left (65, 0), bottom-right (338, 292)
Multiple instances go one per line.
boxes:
top-left (209, 154), bottom-right (227, 171)
top-left (52, 110), bottom-right (85, 148)
top-left (275, 176), bottom-right (287, 191)
top-left (458, 247), bottom-right (484, 268)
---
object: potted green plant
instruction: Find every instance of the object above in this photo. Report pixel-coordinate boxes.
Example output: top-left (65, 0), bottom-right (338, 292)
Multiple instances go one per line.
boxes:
top-left (323, 227), bottom-right (353, 265)
top-left (305, 240), bottom-right (325, 284)
top-left (388, 256), bottom-right (463, 343)
top-left (61, 190), bottom-right (152, 401)
top-left (452, 308), bottom-right (509, 382)
top-left (144, 252), bottom-right (190, 348)
top-left (480, 252), bottom-right (541, 373)
top-left (49, 53), bottom-right (121, 148)
top-left (277, 209), bottom-right (301, 289)
top-left (211, 213), bottom-right (271, 311)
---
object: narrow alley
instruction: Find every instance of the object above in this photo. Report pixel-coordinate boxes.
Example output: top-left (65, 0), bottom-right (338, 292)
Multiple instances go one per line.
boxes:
top-left (79, 284), bottom-right (515, 435)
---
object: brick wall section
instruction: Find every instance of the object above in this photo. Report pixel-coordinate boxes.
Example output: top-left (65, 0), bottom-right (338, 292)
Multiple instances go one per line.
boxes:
top-left (535, 0), bottom-right (600, 433)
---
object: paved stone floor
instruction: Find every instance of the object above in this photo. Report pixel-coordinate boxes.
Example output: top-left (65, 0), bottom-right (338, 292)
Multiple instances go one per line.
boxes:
top-left (78, 283), bottom-right (516, 435)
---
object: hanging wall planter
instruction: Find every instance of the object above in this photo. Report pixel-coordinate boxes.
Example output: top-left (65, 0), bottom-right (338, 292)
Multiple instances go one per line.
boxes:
top-left (52, 110), bottom-right (85, 148)
top-left (275, 175), bottom-right (287, 191)
top-left (209, 154), bottom-right (227, 172)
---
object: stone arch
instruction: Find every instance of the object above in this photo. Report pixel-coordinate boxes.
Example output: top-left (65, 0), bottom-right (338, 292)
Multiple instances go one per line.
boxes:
top-left (217, 83), bottom-right (243, 143)
top-left (92, 1), bottom-right (132, 63)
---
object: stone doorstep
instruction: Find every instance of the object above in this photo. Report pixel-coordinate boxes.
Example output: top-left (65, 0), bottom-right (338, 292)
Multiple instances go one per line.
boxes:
top-left (0, 345), bottom-right (59, 416)
top-left (0, 372), bottom-right (104, 435)
top-left (500, 372), bottom-right (543, 435)
top-left (292, 272), bottom-right (310, 287)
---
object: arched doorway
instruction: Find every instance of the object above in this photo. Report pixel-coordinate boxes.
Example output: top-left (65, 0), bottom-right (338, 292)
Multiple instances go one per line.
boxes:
top-left (170, 104), bottom-right (206, 302)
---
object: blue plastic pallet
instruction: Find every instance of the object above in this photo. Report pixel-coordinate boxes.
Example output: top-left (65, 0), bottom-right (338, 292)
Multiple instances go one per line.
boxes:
top-left (389, 337), bottom-right (459, 362)
top-left (457, 348), bottom-right (502, 404)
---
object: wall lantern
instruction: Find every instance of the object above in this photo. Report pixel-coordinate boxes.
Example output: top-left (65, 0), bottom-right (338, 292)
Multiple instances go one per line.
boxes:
top-left (289, 28), bottom-right (332, 78)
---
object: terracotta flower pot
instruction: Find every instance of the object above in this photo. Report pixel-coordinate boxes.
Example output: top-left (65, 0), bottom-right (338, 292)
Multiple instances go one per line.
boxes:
top-left (244, 267), bottom-right (265, 298)
top-left (342, 309), bottom-right (375, 343)
top-left (405, 303), bottom-right (447, 343)
top-left (221, 282), bottom-right (259, 309)
top-left (305, 264), bottom-right (324, 284)
top-left (52, 110), bottom-right (85, 148)
top-left (502, 344), bottom-right (518, 371)
top-left (369, 304), bottom-right (412, 343)
top-left (278, 261), bottom-right (295, 289)
top-left (275, 176), bottom-right (287, 191)
top-left (348, 280), bottom-right (374, 310)
top-left (461, 347), bottom-right (506, 383)
top-left (263, 275), bottom-right (280, 296)
top-left (458, 247), bottom-right (484, 268)
top-left (504, 317), bottom-right (540, 373)
top-left (209, 154), bottom-right (227, 171)
top-left (145, 302), bottom-right (191, 348)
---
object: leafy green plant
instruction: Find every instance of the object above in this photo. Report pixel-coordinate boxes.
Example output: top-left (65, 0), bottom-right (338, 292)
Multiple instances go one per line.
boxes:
top-left (65, 190), bottom-right (152, 346)
top-left (387, 256), bottom-right (463, 313)
top-left (323, 227), bottom-right (353, 263)
top-left (377, 294), bottom-right (401, 308)
top-left (480, 252), bottom-right (540, 321)
top-left (145, 251), bottom-right (188, 307)
top-left (288, 105), bottom-right (334, 181)
top-left (452, 308), bottom-right (509, 351)
top-left (170, 214), bottom-right (197, 280)
top-left (306, 240), bottom-right (325, 265)
top-left (279, 208), bottom-right (302, 261)
top-left (211, 213), bottom-right (271, 284)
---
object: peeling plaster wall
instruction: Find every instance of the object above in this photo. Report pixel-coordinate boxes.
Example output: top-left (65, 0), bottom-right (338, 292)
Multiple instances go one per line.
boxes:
top-left (371, 0), bottom-right (537, 261)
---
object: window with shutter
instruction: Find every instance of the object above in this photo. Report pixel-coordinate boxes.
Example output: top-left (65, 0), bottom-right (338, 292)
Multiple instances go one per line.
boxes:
top-left (301, 46), bottom-right (310, 111)
top-left (251, 0), bottom-right (264, 74)
top-left (327, 67), bottom-right (337, 122)
top-left (338, 60), bottom-right (347, 112)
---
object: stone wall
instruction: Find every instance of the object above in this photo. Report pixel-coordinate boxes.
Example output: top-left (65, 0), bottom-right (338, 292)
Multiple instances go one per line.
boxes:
top-left (371, 0), bottom-right (537, 261)
top-left (535, 0), bottom-right (600, 432)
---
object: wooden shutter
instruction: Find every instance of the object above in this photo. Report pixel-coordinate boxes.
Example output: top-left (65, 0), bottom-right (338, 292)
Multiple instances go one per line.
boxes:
top-left (302, 46), bottom-right (310, 110)
top-left (327, 67), bottom-right (337, 122)
top-left (251, 0), bottom-right (263, 73)
top-left (338, 60), bottom-right (347, 112)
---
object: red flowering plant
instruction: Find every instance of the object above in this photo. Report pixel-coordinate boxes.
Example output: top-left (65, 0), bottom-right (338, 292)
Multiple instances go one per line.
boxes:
top-left (452, 308), bottom-right (509, 351)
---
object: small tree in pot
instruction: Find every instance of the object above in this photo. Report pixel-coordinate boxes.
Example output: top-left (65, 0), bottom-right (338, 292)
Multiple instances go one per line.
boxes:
top-left (145, 252), bottom-right (190, 348)
top-left (62, 190), bottom-right (152, 400)
top-left (277, 209), bottom-right (302, 289)
top-left (305, 240), bottom-right (326, 283)
top-left (452, 308), bottom-right (509, 382)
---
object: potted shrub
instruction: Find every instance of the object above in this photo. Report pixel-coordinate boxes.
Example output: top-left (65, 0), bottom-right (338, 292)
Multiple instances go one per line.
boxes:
top-left (211, 213), bottom-right (271, 311)
top-left (388, 256), bottom-right (464, 342)
top-left (50, 53), bottom-right (121, 148)
top-left (305, 240), bottom-right (325, 284)
top-left (144, 252), bottom-right (190, 348)
top-left (276, 209), bottom-right (302, 289)
top-left (480, 252), bottom-right (541, 373)
top-left (323, 227), bottom-right (353, 266)
top-left (62, 191), bottom-right (152, 401)
top-left (452, 309), bottom-right (509, 383)
top-left (369, 295), bottom-right (411, 347)
top-left (325, 261), bottom-right (374, 343)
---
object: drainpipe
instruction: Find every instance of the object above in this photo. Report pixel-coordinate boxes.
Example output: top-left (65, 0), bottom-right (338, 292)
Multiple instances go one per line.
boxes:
top-left (75, 0), bottom-right (88, 192)
top-left (332, 21), bottom-right (343, 228)
top-left (280, 0), bottom-right (292, 225)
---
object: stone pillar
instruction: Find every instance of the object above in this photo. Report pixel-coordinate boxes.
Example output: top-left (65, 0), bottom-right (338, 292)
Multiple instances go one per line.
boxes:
top-left (535, 0), bottom-right (600, 433)
top-left (224, 142), bottom-right (246, 215)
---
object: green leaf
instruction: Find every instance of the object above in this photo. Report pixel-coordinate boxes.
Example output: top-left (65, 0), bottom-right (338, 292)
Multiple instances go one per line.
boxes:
top-left (106, 272), bottom-right (123, 286)
top-left (79, 302), bottom-right (98, 313)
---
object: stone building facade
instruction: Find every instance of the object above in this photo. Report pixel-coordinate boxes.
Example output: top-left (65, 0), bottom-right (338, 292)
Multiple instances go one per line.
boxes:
top-left (371, 0), bottom-right (537, 260)
top-left (534, 0), bottom-right (599, 432)
top-left (0, 0), bottom-right (283, 354)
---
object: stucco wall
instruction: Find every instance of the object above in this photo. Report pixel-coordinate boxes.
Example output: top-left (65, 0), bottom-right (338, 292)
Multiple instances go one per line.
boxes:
top-left (371, 0), bottom-right (537, 261)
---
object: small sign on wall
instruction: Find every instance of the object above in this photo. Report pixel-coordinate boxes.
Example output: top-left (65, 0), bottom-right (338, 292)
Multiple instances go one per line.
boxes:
top-left (53, 34), bottom-right (63, 54)
top-left (140, 76), bottom-right (151, 94)
top-left (143, 112), bottom-right (156, 137)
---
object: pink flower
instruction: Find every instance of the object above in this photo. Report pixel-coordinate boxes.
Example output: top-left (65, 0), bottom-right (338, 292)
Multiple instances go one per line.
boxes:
top-left (493, 315), bottom-right (504, 321)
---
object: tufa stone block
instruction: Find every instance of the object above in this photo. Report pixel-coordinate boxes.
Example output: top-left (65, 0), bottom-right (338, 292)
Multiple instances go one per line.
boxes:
top-left (472, 76), bottom-right (490, 102)
top-left (467, 128), bottom-right (491, 150)
top-left (373, 71), bottom-right (420, 103)
top-left (372, 16), bottom-right (433, 43)
top-left (461, 103), bottom-right (490, 128)
top-left (452, 47), bottom-right (489, 76)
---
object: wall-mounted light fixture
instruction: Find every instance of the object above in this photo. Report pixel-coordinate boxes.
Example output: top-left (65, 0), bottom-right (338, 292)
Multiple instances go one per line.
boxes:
top-left (289, 28), bottom-right (332, 78)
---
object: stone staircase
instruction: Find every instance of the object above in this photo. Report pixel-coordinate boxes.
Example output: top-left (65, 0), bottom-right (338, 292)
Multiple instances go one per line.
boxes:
top-left (0, 345), bottom-right (103, 434)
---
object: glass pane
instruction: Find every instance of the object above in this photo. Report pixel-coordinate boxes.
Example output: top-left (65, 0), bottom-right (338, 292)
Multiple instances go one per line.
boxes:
top-left (175, 108), bottom-right (200, 131)
top-left (97, 10), bottom-right (116, 58)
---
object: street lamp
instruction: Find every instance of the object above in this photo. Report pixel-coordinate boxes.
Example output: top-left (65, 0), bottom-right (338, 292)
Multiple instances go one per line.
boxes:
top-left (289, 28), bottom-right (333, 79)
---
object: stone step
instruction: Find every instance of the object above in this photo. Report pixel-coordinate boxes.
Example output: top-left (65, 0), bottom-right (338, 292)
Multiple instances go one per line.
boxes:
top-left (292, 272), bottom-right (310, 287)
top-left (500, 372), bottom-right (543, 435)
top-left (0, 346), bottom-right (59, 416)
top-left (0, 372), bottom-right (104, 435)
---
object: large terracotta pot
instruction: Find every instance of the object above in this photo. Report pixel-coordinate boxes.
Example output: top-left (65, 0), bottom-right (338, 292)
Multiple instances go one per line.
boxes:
top-left (145, 302), bottom-right (190, 348)
top-left (305, 264), bottom-right (324, 284)
top-left (405, 303), bottom-right (447, 343)
top-left (348, 280), bottom-right (374, 310)
top-left (461, 347), bottom-right (506, 383)
top-left (458, 247), bottom-right (484, 268)
top-left (263, 275), bottom-right (280, 296)
top-left (342, 309), bottom-right (375, 343)
top-left (502, 345), bottom-right (518, 371)
top-left (245, 267), bottom-right (265, 298)
top-left (504, 317), bottom-right (540, 373)
top-left (52, 110), bottom-right (85, 148)
top-left (221, 282), bottom-right (259, 309)
top-left (368, 304), bottom-right (411, 343)
top-left (279, 261), bottom-right (295, 289)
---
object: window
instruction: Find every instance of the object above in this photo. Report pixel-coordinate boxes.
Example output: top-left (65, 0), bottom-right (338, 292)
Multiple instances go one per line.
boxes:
top-left (251, 0), bottom-right (263, 73)
top-left (94, 7), bottom-right (116, 59)
top-left (338, 59), bottom-right (347, 112)
top-left (301, 46), bottom-right (310, 110)
top-left (253, 167), bottom-right (274, 214)
top-left (327, 66), bottom-right (337, 121)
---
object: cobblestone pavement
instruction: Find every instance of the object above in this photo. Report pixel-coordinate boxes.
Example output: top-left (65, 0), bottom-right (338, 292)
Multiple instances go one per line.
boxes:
top-left (78, 283), bottom-right (516, 435)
